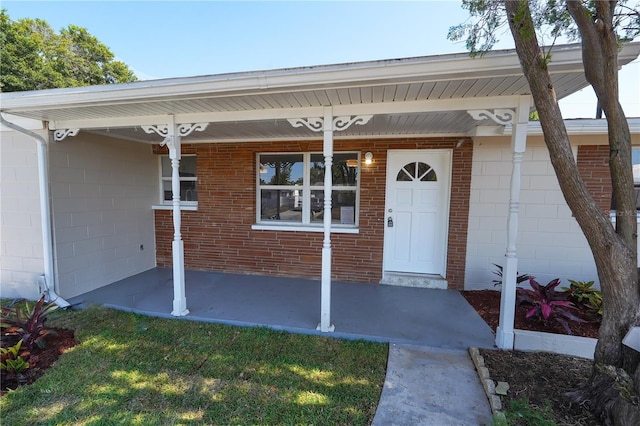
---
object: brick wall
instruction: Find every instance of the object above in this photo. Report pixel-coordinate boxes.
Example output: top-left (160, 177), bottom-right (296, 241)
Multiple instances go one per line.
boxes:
top-left (154, 137), bottom-right (473, 289)
top-left (576, 145), bottom-right (611, 213)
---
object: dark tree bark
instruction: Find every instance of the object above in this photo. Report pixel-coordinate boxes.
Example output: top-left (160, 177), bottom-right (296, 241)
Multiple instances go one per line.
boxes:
top-left (503, 1), bottom-right (640, 424)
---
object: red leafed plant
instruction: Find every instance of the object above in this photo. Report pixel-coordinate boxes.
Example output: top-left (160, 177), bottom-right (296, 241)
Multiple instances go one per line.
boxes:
top-left (516, 278), bottom-right (586, 335)
top-left (1, 294), bottom-right (58, 350)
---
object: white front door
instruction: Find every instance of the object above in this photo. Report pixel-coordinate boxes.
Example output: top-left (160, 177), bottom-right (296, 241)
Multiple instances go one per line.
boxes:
top-left (384, 150), bottom-right (451, 275)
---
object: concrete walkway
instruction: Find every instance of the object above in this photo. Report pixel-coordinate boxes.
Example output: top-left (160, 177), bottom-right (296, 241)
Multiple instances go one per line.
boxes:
top-left (373, 344), bottom-right (494, 425)
top-left (69, 268), bottom-right (496, 425)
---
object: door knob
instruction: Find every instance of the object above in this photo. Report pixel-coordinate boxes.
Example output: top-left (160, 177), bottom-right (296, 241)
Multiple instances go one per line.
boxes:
top-left (387, 217), bottom-right (394, 227)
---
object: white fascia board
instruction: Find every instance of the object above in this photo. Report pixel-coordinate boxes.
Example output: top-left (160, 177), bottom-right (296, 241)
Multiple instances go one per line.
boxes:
top-left (3, 43), bottom-right (623, 113)
top-left (0, 113), bottom-right (44, 131)
top-left (49, 108), bottom-right (324, 130)
top-left (499, 118), bottom-right (640, 135)
top-left (3, 42), bottom-right (637, 119)
top-left (183, 132), bottom-right (471, 144)
top-left (49, 114), bottom-right (179, 130)
top-left (468, 125), bottom-right (506, 137)
top-left (0, 61), bottom-right (525, 113)
top-left (49, 96), bottom-right (524, 130)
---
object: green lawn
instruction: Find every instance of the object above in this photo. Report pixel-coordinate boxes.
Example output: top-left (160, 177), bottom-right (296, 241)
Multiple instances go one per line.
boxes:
top-left (1, 305), bottom-right (388, 425)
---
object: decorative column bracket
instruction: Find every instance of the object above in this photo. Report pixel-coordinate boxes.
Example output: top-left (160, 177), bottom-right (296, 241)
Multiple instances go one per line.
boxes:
top-left (142, 122), bottom-right (208, 149)
top-left (467, 109), bottom-right (515, 126)
top-left (178, 122), bottom-right (209, 137)
top-left (287, 115), bottom-right (373, 132)
top-left (53, 128), bottom-right (80, 142)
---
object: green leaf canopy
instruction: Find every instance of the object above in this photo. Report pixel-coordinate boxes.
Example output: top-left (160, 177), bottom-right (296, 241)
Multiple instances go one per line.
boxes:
top-left (0, 9), bottom-right (137, 92)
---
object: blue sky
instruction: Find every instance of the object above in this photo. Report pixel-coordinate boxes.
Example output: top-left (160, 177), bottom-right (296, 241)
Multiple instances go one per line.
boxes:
top-left (3, 0), bottom-right (639, 118)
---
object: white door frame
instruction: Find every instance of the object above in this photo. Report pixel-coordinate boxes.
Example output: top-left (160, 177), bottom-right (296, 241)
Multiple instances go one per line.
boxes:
top-left (382, 149), bottom-right (452, 277)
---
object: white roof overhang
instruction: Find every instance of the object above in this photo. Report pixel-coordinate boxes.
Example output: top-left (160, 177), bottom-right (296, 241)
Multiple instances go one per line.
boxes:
top-left (2, 42), bottom-right (639, 142)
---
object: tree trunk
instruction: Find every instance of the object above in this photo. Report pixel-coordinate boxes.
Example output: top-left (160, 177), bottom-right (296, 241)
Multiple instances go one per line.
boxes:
top-left (504, 1), bottom-right (640, 424)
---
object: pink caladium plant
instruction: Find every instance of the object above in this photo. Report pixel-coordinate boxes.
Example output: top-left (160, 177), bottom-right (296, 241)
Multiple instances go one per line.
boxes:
top-left (516, 278), bottom-right (586, 335)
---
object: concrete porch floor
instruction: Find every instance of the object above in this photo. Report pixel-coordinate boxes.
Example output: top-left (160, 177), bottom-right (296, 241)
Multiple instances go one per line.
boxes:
top-left (68, 267), bottom-right (495, 350)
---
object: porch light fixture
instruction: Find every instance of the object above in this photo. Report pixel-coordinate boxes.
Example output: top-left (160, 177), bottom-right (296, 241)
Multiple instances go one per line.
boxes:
top-left (364, 152), bottom-right (373, 165)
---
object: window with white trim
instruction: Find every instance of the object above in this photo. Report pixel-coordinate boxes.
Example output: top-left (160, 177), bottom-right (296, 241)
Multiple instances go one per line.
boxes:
top-left (257, 152), bottom-right (360, 227)
top-left (160, 155), bottom-right (197, 204)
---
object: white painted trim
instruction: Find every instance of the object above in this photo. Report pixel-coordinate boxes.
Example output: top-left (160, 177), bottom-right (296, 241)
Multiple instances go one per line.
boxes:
top-left (251, 224), bottom-right (359, 233)
top-left (0, 113), bottom-right (44, 131)
top-left (160, 153), bottom-right (198, 204)
top-left (48, 96), bottom-right (526, 131)
top-left (138, 132), bottom-right (473, 144)
top-left (256, 151), bottom-right (360, 227)
top-left (152, 204), bottom-right (198, 211)
top-left (8, 42), bottom-right (631, 112)
top-left (514, 329), bottom-right (597, 359)
top-left (503, 117), bottom-right (640, 136)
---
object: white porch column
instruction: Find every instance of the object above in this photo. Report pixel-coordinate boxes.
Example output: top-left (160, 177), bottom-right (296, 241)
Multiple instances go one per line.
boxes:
top-left (468, 97), bottom-right (530, 349)
top-left (167, 124), bottom-right (189, 316)
top-left (496, 96), bottom-right (530, 349)
top-left (320, 107), bottom-right (335, 332)
top-left (287, 113), bottom-right (372, 332)
top-left (143, 120), bottom-right (207, 316)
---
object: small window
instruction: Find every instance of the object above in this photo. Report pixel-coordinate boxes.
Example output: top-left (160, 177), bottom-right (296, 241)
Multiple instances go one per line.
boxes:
top-left (161, 155), bottom-right (197, 204)
top-left (257, 152), bottom-right (359, 226)
top-left (396, 162), bottom-right (437, 182)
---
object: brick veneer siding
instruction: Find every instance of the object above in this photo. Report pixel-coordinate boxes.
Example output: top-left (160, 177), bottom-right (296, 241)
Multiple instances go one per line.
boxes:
top-left (154, 137), bottom-right (473, 289)
top-left (576, 145), bottom-right (612, 213)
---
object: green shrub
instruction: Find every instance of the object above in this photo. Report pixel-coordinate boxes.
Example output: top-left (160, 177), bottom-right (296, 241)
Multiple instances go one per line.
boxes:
top-left (1, 339), bottom-right (29, 380)
top-left (563, 280), bottom-right (603, 317)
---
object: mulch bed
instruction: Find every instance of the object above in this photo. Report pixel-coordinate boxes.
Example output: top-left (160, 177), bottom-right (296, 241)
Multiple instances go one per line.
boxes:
top-left (1, 327), bottom-right (78, 395)
top-left (479, 348), bottom-right (600, 425)
top-left (461, 289), bottom-right (601, 425)
top-left (461, 289), bottom-right (600, 338)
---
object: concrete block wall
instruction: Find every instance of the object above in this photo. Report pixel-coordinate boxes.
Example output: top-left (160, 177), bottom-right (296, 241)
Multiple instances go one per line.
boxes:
top-left (465, 138), bottom-right (598, 290)
top-left (0, 128), bottom-right (47, 299)
top-left (49, 134), bottom-right (157, 298)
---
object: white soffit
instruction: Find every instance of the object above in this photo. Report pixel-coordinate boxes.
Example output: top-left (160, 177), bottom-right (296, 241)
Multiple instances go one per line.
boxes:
top-left (1, 42), bottom-right (639, 142)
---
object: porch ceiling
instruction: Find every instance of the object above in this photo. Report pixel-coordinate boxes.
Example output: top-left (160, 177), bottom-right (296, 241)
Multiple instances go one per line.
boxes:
top-left (2, 42), bottom-right (639, 142)
top-left (84, 112), bottom-right (486, 143)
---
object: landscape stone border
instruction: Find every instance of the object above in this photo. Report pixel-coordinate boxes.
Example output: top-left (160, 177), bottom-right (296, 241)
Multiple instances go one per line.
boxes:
top-left (469, 347), bottom-right (506, 423)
